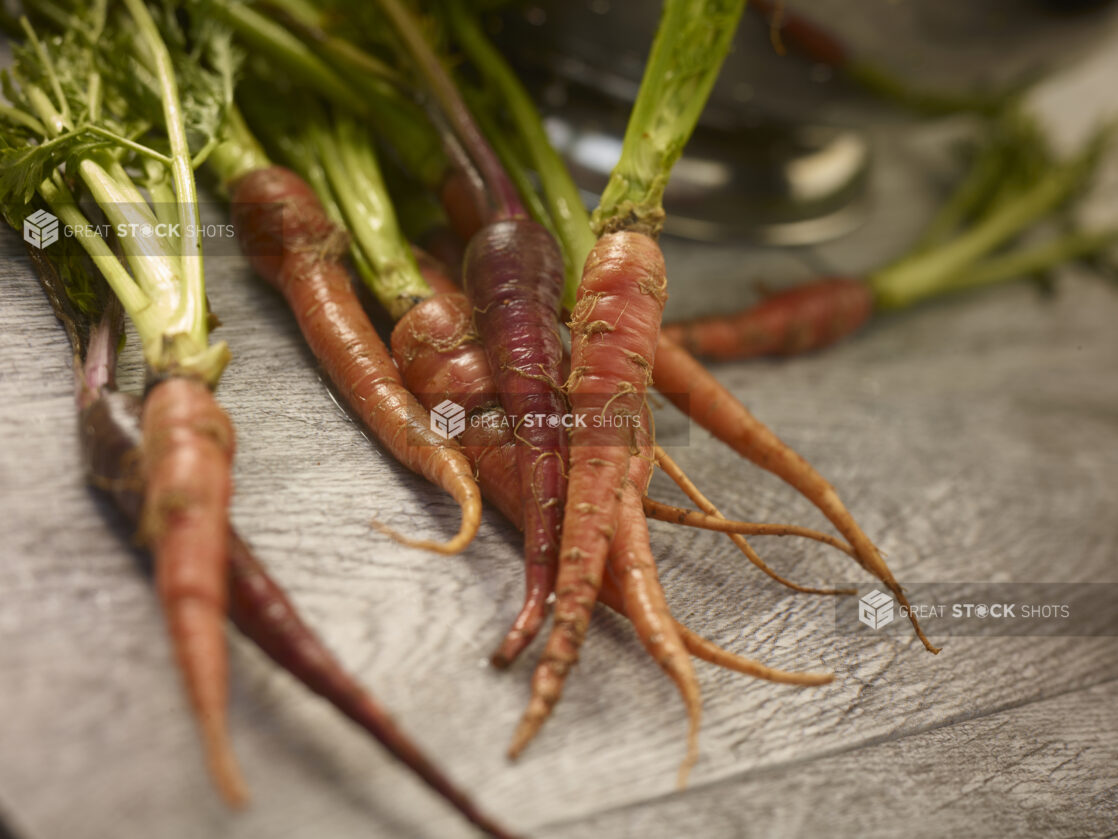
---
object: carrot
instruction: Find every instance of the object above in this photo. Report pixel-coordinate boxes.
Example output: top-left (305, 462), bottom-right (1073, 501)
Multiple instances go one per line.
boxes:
top-left (504, 0), bottom-right (746, 756)
top-left (224, 161), bottom-right (481, 554)
top-left (370, 0), bottom-right (575, 666)
top-left (463, 220), bottom-right (570, 666)
top-left (608, 421), bottom-right (702, 787)
top-left (139, 376), bottom-right (246, 805)
top-left (749, 0), bottom-right (849, 68)
top-left (508, 231), bottom-right (669, 757)
top-left (661, 120), bottom-right (1114, 362)
top-left (642, 497), bottom-right (857, 559)
top-left (661, 278), bottom-right (873, 361)
top-left (652, 334), bottom-right (939, 651)
top-left (596, 575), bottom-right (833, 687)
top-left (391, 291), bottom-right (522, 528)
top-left (225, 533), bottom-right (520, 839)
top-left (0, 6), bottom-right (254, 801)
top-left (77, 386), bottom-right (518, 838)
top-left (655, 446), bottom-right (856, 597)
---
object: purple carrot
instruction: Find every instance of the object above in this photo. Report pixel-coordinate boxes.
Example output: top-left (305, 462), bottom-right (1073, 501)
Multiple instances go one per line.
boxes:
top-left (463, 219), bottom-right (569, 666)
top-left (29, 251), bottom-right (519, 838)
top-left (78, 389), bottom-right (518, 838)
top-left (374, 0), bottom-right (572, 664)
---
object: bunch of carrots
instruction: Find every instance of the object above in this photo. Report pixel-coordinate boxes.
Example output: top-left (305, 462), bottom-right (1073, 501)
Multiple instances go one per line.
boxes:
top-left (2, 1), bottom-right (1112, 837)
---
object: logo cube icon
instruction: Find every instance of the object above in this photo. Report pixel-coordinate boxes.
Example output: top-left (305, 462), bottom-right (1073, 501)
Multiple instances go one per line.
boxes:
top-left (430, 399), bottom-right (466, 439)
top-left (23, 208), bottom-right (60, 249)
top-left (858, 589), bottom-right (894, 629)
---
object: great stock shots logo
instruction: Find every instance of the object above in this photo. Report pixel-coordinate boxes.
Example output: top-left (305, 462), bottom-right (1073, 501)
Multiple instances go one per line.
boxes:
top-left (23, 209), bottom-right (59, 249)
top-left (430, 399), bottom-right (467, 440)
top-left (858, 589), bottom-right (895, 630)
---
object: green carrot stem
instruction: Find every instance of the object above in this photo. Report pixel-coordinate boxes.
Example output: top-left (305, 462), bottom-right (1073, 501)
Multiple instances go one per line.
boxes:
top-left (254, 0), bottom-right (403, 85)
top-left (871, 131), bottom-right (1110, 310)
top-left (20, 15), bottom-right (71, 126)
top-left (76, 158), bottom-right (179, 299)
top-left (915, 111), bottom-right (1051, 254)
top-left (373, 0), bottom-right (523, 220)
top-left (592, 0), bottom-right (746, 237)
top-left (38, 175), bottom-right (151, 322)
top-left (311, 115), bottom-right (431, 318)
top-left (122, 0), bottom-right (211, 368)
top-left (445, 0), bottom-right (595, 308)
top-left (24, 83), bottom-right (68, 137)
top-left (209, 0), bottom-right (366, 112)
top-left (0, 102), bottom-right (47, 135)
top-left (845, 61), bottom-right (1009, 117)
top-left (914, 137), bottom-right (1016, 253)
top-left (930, 230), bottom-right (1118, 301)
top-left (209, 106), bottom-right (271, 187)
top-left (214, 1), bottom-right (447, 188)
top-left (83, 124), bottom-right (171, 165)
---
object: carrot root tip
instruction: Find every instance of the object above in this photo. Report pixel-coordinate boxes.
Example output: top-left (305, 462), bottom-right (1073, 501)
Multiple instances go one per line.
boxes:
top-left (201, 715), bottom-right (250, 809)
top-left (370, 516), bottom-right (477, 556)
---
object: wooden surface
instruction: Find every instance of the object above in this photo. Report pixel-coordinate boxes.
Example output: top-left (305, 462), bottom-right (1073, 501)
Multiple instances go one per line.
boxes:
top-left (2, 37), bottom-right (1118, 839)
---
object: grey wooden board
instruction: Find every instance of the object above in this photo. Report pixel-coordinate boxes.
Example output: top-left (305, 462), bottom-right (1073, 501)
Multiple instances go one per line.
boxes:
top-left (1, 30), bottom-right (1118, 839)
top-left (536, 680), bottom-right (1118, 839)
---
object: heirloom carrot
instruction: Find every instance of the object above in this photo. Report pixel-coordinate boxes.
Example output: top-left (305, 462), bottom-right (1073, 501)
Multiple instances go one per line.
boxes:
top-left (511, 0), bottom-right (748, 757)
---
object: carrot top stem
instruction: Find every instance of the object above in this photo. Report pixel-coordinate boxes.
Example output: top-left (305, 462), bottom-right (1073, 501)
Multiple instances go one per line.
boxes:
top-left (255, 0), bottom-right (404, 86)
top-left (935, 229), bottom-right (1118, 296)
top-left (459, 83), bottom-right (560, 244)
top-left (210, 0), bottom-right (365, 111)
top-left (1, 8), bottom-right (227, 382)
top-left (372, 0), bottom-right (524, 221)
top-left (210, 0), bottom-right (448, 188)
top-left (844, 61), bottom-right (1016, 118)
top-left (591, 0), bottom-right (746, 237)
top-left (208, 107), bottom-right (271, 188)
top-left (310, 112), bottom-right (432, 318)
top-left (871, 127), bottom-right (1113, 310)
top-left (913, 111), bottom-right (1047, 254)
top-left (227, 88), bottom-right (435, 318)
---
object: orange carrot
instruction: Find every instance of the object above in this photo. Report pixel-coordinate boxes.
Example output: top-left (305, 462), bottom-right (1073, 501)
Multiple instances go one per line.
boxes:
top-left (653, 334), bottom-right (938, 652)
top-left (374, 0), bottom-right (575, 668)
top-left (655, 446), bottom-right (856, 597)
top-left (642, 497), bottom-right (857, 560)
top-left (140, 376), bottom-right (247, 806)
top-left (230, 166), bottom-right (481, 553)
top-left (81, 386), bottom-right (518, 838)
top-left (661, 278), bottom-right (873, 361)
top-left (596, 575), bottom-right (833, 686)
top-left (510, 230), bottom-right (668, 757)
top-left (391, 291), bottom-right (522, 528)
top-left (608, 420), bottom-right (702, 786)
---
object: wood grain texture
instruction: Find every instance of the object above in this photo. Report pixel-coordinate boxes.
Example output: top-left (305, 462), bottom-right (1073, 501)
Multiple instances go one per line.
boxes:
top-left (1, 30), bottom-right (1118, 839)
top-left (537, 680), bottom-right (1118, 838)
